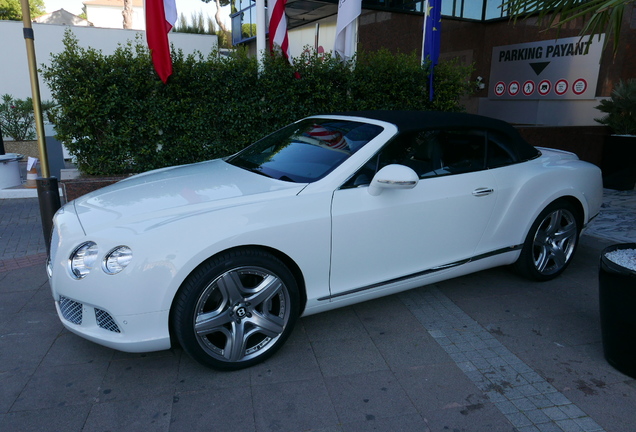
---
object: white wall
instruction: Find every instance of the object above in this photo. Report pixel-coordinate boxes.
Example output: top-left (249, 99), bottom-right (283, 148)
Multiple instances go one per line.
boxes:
top-left (0, 21), bottom-right (218, 101)
top-left (288, 16), bottom-right (337, 58)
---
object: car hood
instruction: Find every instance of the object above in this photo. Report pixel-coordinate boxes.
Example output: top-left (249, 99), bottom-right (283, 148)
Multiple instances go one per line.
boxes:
top-left (72, 159), bottom-right (307, 234)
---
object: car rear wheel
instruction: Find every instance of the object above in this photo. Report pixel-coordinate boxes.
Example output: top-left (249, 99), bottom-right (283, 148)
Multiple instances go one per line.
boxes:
top-left (173, 249), bottom-right (299, 370)
top-left (514, 200), bottom-right (581, 281)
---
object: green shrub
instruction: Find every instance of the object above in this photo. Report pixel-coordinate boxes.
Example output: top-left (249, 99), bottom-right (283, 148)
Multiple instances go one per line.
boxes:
top-left (0, 94), bottom-right (35, 141)
top-left (42, 30), bottom-right (474, 176)
top-left (0, 94), bottom-right (55, 141)
top-left (595, 79), bottom-right (636, 135)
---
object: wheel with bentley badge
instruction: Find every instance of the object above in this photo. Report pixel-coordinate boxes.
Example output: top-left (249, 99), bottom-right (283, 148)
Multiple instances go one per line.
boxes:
top-left (173, 248), bottom-right (300, 370)
top-left (514, 200), bottom-right (581, 281)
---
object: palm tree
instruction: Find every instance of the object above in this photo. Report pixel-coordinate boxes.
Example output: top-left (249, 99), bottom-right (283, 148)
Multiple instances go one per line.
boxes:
top-left (200, 0), bottom-right (230, 33)
top-left (123, 0), bottom-right (134, 29)
top-left (503, 0), bottom-right (634, 53)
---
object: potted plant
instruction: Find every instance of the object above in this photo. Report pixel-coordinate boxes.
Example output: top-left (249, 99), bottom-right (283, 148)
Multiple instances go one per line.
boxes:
top-left (595, 79), bottom-right (636, 190)
top-left (599, 244), bottom-right (636, 379)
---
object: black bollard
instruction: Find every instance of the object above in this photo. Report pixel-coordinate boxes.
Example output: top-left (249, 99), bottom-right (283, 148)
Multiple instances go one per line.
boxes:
top-left (36, 177), bottom-right (62, 254)
top-left (0, 124), bottom-right (5, 155)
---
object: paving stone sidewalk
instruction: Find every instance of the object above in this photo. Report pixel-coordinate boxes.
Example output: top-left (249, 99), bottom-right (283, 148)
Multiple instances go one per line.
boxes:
top-left (0, 198), bottom-right (48, 272)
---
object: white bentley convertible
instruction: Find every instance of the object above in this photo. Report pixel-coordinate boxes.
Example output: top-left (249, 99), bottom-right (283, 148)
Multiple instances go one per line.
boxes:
top-left (47, 111), bottom-right (603, 369)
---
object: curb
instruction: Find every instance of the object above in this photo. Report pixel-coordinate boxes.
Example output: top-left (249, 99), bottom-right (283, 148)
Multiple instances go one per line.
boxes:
top-left (0, 253), bottom-right (48, 273)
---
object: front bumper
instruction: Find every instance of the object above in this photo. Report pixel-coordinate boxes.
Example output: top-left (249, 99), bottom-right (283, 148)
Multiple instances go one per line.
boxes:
top-left (48, 203), bottom-right (173, 353)
top-left (54, 295), bottom-right (171, 352)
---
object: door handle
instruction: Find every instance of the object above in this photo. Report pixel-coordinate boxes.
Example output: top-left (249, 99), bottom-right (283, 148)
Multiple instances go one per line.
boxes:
top-left (472, 188), bottom-right (494, 197)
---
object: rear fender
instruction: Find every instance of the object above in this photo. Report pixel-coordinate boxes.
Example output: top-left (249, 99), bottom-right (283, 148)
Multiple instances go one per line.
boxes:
top-left (487, 159), bottom-right (602, 248)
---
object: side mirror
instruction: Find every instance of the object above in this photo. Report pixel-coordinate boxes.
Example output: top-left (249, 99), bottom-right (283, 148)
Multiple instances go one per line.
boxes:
top-left (368, 164), bottom-right (419, 196)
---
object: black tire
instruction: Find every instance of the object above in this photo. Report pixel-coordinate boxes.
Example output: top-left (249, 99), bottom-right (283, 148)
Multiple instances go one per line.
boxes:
top-left (514, 200), bottom-right (581, 281)
top-left (173, 249), bottom-right (299, 370)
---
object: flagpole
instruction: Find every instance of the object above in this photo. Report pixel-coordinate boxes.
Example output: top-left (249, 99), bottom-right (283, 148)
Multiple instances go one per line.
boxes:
top-left (421, 0), bottom-right (429, 64)
top-left (20, 0), bottom-right (48, 178)
top-left (20, 0), bottom-right (61, 254)
top-left (256, 0), bottom-right (266, 68)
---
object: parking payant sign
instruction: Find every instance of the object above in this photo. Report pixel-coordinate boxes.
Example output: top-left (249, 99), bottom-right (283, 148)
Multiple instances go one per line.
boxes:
top-left (538, 80), bottom-right (551, 96)
top-left (495, 81), bottom-right (506, 96)
top-left (489, 35), bottom-right (604, 100)
top-left (573, 78), bottom-right (588, 95)
top-left (522, 80), bottom-right (535, 96)
top-left (555, 79), bottom-right (568, 95)
top-left (508, 81), bottom-right (520, 96)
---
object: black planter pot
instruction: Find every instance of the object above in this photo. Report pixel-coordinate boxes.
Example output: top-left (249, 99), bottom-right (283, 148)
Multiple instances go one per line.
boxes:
top-left (601, 135), bottom-right (636, 190)
top-left (599, 243), bottom-right (636, 378)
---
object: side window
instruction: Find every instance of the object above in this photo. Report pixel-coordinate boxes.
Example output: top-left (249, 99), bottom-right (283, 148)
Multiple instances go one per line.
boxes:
top-left (341, 128), bottom-right (490, 189)
top-left (377, 130), bottom-right (446, 178)
top-left (441, 130), bottom-right (487, 174)
top-left (486, 130), bottom-right (517, 168)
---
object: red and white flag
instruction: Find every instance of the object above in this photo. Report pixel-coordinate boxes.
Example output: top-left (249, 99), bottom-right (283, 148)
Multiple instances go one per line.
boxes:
top-left (146, 0), bottom-right (177, 83)
top-left (268, 0), bottom-right (291, 61)
top-left (306, 124), bottom-right (349, 150)
top-left (334, 0), bottom-right (361, 61)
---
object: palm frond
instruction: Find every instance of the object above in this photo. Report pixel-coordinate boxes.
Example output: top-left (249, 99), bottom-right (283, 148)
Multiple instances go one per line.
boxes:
top-left (502, 0), bottom-right (633, 53)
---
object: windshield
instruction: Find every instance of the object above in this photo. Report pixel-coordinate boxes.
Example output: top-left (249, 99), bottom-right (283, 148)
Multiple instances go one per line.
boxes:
top-left (227, 119), bottom-right (383, 183)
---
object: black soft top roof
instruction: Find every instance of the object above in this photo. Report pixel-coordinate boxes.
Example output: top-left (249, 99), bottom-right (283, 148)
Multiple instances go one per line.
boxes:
top-left (332, 110), bottom-right (540, 161)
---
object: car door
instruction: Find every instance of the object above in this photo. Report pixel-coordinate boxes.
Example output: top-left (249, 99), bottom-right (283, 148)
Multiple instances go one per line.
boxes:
top-left (328, 128), bottom-right (499, 299)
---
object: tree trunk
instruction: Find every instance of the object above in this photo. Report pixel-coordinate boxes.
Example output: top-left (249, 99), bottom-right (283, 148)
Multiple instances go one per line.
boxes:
top-left (123, 0), bottom-right (134, 29)
top-left (214, 0), bottom-right (229, 33)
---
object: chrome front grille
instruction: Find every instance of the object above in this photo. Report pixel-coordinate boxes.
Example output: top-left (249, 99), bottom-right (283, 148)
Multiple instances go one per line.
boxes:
top-left (59, 296), bottom-right (83, 325)
top-left (95, 309), bottom-right (121, 333)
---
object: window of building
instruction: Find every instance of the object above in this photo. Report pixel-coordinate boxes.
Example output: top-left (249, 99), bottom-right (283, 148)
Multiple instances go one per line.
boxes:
top-left (231, 0), bottom-right (257, 45)
top-left (231, 0), bottom-right (537, 46)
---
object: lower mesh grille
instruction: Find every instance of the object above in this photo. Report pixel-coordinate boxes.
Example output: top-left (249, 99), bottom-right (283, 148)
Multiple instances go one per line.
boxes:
top-left (95, 309), bottom-right (121, 333)
top-left (59, 296), bottom-right (83, 325)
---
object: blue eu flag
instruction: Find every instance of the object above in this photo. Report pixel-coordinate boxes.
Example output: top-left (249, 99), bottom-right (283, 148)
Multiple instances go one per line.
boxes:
top-left (423, 0), bottom-right (442, 100)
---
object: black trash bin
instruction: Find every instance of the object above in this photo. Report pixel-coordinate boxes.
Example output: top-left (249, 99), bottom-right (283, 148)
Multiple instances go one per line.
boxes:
top-left (599, 243), bottom-right (636, 379)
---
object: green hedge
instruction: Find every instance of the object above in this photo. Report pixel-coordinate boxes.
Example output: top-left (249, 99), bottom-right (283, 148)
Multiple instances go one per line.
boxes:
top-left (42, 30), bottom-right (473, 176)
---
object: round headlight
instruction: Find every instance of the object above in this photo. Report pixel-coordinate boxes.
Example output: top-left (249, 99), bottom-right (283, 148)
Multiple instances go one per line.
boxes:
top-left (69, 242), bottom-right (98, 279)
top-left (103, 246), bottom-right (133, 275)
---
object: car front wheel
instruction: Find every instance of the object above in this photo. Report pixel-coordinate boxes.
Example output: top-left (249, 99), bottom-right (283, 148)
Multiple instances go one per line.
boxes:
top-left (514, 200), bottom-right (581, 281)
top-left (173, 249), bottom-right (299, 370)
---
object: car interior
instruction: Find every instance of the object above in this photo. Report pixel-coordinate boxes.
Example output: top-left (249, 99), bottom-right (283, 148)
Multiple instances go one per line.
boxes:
top-left (344, 127), bottom-right (518, 189)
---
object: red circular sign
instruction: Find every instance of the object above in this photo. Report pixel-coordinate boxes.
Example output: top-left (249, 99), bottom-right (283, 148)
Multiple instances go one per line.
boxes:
top-left (508, 81), bottom-right (520, 96)
top-left (522, 80), bottom-right (535, 96)
top-left (555, 79), bottom-right (568, 96)
top-left (538, 80), bottom-right (551, 96)
top-left (573, 79), bottom-right (588, 95)
top-left (494, 81), bottom-right (506, 96)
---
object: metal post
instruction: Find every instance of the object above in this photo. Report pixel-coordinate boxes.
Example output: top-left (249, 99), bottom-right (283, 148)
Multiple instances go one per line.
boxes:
top-left (36, 177), bottom-right (61, 252)
top-left (0, 124), bottom-right (5, 155)
top-left (256, 0), bottom-right (266, 69)
top-left (20, 0), bottom-right (49, 178)
top-left (20, 0), bottom-right (61, 254)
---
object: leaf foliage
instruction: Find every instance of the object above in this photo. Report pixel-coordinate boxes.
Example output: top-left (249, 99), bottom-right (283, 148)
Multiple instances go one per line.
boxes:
top-left (502, 0), bottom-right (632, 53)
top-left (595, 79), bottom-right (636, 135)
top-left (41, 30), bottom-right (474, 176)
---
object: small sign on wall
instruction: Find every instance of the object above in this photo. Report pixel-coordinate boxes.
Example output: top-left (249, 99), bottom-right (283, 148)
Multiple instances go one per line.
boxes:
top-left (489, 35), bottom-right (604, 100)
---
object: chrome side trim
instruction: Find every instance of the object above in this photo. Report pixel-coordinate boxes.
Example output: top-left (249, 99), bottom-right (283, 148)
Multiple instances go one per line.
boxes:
top-left (319, 245), bottom-right (522, 301)
top-left (378, 179), bottom-right (417, 186)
